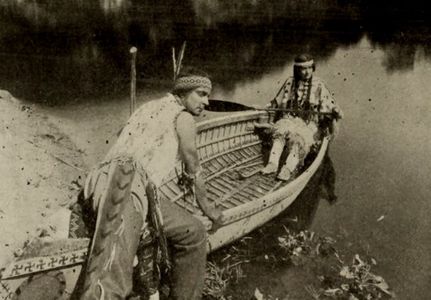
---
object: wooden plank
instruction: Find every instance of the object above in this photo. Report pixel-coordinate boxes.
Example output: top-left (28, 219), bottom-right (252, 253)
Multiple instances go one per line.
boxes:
top-left (230, 149), bottom-right (244, 161)
top-left (230, 192), bottom-right (255, 204)
top-left (210, 129), bottom-right (216, 156)
top-left (237, 166), bottom-right (263, 179)
top-left (253, 178), bottom-right (275, 191)
top-left (199, 140), bottom-right (261, 165)
top-left (161, 184), bottom-right (179, 199)
top-left (235, 188), bottom-right (260, 201)
top-left (228, 124), bottom-right (235, 148)
top-left (213, 177), bottom-right (232, 191)
top-left (163, 181), bottom-right (182, 195)
top-left (213, 156), bottom-right (226, 170)
top-left (201, 131), bottom-right (208, 159)
top-left (196, 111), bottom-right (265, 132)
top-left (219, 173), bottom-right (240, 186)
top-left (205, 159), bottom-right (220, 174)
top-left (217, 194), bottom-right (246, 207)
top-left (196, 133), bottom-right (203, 149)
top-left (208, 184), bottom-right (243, 207)
top-left (205, 154), bottom-right (261, 181)
top-left (260, 175), bottom-right (279, 186)
top-left (242, 146), bottom-right (255, 157)
top-left (216, 182), bottom-right (244, 206)
top-left (214, 135), bottom-right (221, 156)
top-left (209, 181), bottom-right (243, 207)
top-left (217, 171), bottom-right (268, 204)
top-left (224, 152), bottom-right (238, 163)
top-left (199, 130), bottom-right (207, 147)
top-left (207, 190), bottom-right (232, 209)
top-left (177, 201), bottom-right (195, 214)
top-left (243, 186), bottom-right (265, 197)
top-left (237, 149), bottom-right (249, 160)
top-left (206, 144), bottom-right (213, 158)
top-left (233, 161), bottom-right (262, 171)
top-left (206, 181), bottom-right (226, 196)
top-left (218, 153), bottom-right (231, 166)
top-left (226, 124), bottom-right (233, 141)
top-left (176, 193), bottom-right (195, 206)
top-left (207, 194), bottom-right (231, 209)
top-left (216, 179), bottom-right (255, 204)
top-left (233, 122), bottom-right (241, 149)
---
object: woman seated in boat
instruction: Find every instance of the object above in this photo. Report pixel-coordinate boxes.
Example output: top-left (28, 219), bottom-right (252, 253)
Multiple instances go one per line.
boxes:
top-left (260, 54), bottom-right (343, 181)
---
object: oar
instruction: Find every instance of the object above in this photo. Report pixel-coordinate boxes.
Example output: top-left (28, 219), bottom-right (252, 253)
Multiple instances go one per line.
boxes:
top-left (207, 99), bottom-right (252, 112)
top-left (207, 99), bottom-right (334, 116)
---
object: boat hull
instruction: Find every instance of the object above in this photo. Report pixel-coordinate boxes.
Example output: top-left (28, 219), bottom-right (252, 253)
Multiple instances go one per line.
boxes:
top-left (208, 137), bottom-right (328, 251)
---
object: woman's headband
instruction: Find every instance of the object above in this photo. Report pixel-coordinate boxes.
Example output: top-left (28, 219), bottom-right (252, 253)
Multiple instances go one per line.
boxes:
top-left (294, 60), bottom-right (314, 67)
top-left (174, 75), bottom-right (212, 91)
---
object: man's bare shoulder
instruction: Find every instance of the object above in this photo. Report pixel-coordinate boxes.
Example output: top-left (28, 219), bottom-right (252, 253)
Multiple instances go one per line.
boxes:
top-left (176, 111), bottom-right (196, 134)
top-left (177, 111), bottom-right (194, 125)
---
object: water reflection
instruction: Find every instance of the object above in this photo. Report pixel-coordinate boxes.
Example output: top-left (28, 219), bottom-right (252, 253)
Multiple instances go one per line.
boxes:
top-left (101, 0), bottom-right (126, 13)
top-left (0, 0), bottom-right (429, 103)
top-left (278, 153), bottom-right (337, 231)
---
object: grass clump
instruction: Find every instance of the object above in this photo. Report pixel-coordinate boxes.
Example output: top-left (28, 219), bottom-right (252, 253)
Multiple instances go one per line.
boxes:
top-left (275, 228), bottom-right (395, 299)
top-left (203, 260), bottom-right (247, 299)
top-left (309, 254), bottom-right (395, 299)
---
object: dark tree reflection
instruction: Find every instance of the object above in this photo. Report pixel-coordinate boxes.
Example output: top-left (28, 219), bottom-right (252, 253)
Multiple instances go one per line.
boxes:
top-left (0, 0), bottom-right (429, 103)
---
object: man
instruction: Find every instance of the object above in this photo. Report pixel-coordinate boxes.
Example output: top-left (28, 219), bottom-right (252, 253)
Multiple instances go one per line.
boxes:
top-left (261, 54), bottom-right (343, 180)
top-left (77, 66), bottom-right (222, 300)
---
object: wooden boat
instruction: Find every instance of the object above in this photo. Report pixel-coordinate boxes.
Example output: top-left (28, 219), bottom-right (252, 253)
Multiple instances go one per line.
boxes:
top-left (0, 110), bottom-right (329, 299)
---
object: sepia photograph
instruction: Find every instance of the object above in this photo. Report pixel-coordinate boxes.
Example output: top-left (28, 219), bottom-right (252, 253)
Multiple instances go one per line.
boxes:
top-left (0, 1), bottom-right (430, 299)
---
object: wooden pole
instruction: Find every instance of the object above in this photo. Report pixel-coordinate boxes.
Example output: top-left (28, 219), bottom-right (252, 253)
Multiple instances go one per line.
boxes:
top-left (130, 47), bottom-right (137, 116)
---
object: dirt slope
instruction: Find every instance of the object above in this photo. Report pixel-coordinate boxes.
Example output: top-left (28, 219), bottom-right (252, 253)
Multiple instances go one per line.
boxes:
top-left (0, 90), bottom-right (85, 268)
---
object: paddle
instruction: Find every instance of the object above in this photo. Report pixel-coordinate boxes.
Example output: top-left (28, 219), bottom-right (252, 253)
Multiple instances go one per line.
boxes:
top-left (207, 99), bottom-right (334, 116)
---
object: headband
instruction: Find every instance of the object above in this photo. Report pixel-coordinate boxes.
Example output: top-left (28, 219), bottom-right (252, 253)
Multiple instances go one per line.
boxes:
top-left (294, 60), bottom-right (314, 67)
top-left (174, 75), bottom-right (212, 91)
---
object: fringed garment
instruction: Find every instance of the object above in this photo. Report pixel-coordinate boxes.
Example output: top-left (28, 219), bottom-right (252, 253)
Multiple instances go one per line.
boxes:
top-left (271, 76), bottom-right (339, 161)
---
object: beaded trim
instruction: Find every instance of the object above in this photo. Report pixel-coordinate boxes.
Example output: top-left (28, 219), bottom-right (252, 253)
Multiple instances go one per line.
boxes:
top-left (174, 76), bottom-right (212, 91)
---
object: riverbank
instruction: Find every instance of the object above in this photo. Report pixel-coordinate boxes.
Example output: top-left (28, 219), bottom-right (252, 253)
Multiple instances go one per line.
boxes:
top-left (0, 90), bottom-right (85, 268)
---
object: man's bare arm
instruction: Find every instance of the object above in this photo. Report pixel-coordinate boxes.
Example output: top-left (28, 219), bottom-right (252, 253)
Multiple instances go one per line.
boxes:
top-left (176, 112), bottom-right (222, 223)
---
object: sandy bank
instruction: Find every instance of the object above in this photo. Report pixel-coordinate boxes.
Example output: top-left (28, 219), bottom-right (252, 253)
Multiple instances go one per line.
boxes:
top-left (0, 90), bottom-right (85, 267)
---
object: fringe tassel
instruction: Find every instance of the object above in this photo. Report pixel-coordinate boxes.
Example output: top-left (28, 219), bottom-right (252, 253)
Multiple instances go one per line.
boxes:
top-left (114, 216), bottom-right (125, 237)
top-left (103, 244), bottom-right (116, 271)
top-left (97, 279), bottom-right (105, 300)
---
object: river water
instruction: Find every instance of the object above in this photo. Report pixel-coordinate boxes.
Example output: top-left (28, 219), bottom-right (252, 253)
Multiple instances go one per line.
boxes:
top-left (1, 1), bottom-right (430, 299)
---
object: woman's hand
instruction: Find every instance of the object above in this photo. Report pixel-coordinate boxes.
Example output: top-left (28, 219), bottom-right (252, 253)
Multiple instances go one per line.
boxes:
top-left (328, 119), bottom-right (339, 140)
top-left (332, 106), bottom-right (343, 120)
